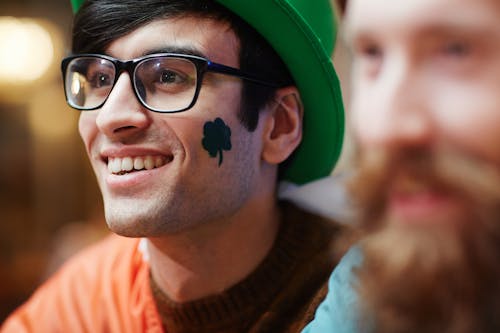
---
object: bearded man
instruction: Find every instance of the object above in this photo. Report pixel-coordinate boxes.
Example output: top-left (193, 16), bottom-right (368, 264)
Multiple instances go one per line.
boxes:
top-left (304, 0), bottom-right (500, 332)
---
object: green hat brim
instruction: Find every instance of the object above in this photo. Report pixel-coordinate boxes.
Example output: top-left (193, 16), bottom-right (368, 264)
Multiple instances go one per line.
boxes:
top-left (70, 0), bottom-right (84, 13)
top-left (216, 0), bottom-right (344, 184)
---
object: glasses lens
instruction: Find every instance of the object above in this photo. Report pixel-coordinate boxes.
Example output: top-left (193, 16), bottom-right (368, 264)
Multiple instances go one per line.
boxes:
top-left (134, 56), bottom-right (198, 112)
top-left (64, 57), bottom-right (116, 109)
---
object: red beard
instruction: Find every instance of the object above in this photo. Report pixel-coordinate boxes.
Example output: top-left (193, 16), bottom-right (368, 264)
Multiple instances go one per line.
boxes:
top-left (350, 146), bottom-right (500, 333)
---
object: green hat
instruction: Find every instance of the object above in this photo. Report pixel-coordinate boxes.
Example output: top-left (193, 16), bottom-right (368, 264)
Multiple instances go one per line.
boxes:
top-left (70, 0), bottom-right (344, 185)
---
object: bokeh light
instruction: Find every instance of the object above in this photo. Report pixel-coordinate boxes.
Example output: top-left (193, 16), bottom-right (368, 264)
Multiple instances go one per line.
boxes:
top-left (0, 17), bottom-right (54, 84)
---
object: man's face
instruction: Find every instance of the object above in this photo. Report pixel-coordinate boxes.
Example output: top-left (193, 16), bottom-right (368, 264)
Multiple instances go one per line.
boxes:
top-left (78, 17), bottom-right (266, 236)
top-left (345, 0), bottom-right (500, 331)
top-left (346, 0), bottom-right (500, 226)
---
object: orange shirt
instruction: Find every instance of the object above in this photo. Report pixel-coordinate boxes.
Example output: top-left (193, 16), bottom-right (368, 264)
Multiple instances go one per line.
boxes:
top-left (1, 234), bottom-right (164, 333)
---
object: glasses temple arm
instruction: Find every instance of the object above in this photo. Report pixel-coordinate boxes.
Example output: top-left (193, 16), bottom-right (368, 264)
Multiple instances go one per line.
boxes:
top-left (206, 61), bottom-right (280, 88)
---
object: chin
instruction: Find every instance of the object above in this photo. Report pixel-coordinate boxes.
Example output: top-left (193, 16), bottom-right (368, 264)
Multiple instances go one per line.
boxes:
top-left (103, 204), bottom-right (154, 237)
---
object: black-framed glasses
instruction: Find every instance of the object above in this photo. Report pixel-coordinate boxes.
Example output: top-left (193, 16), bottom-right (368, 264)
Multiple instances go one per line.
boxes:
top-left (61, 53), bottom-right (279, 113)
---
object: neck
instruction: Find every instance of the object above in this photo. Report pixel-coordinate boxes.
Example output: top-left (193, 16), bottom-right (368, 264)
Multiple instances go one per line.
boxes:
top-left (147, 191), bottom-right (281, 303)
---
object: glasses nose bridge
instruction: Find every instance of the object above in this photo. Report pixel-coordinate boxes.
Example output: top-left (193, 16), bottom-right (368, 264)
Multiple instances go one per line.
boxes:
top-left (113, 59), bottom-right (138, 86)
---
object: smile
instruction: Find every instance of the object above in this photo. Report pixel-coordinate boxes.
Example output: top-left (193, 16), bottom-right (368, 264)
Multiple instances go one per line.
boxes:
top-left (386, 173), bottom-right (462, 225)
top-left (107, 155), bottom-right (172, 175)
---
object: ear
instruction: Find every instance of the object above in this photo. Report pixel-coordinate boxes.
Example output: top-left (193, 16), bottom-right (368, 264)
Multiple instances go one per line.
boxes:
top-left (261, 86), bottom-right (303, 165)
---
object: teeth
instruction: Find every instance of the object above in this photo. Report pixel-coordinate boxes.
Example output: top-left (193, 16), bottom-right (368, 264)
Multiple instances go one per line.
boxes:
top-left (144, 156), bottom-right (155, 170)
top-left (155, 156), bottom-right (163, 168)
top-left (108, 155), bottom-right (169, 175)
top-left (108, 158), bottom-right (121, 173)
top-left (122, 157), bottom-right (133, 172)
top-left (133, 157), bottom-right (144, 170)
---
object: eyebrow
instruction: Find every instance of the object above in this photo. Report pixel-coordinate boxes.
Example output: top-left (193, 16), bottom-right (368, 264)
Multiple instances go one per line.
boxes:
top-left (139, 46), bottom-right (206, 59)
top-left (418, 23), bottom-right (497, 39)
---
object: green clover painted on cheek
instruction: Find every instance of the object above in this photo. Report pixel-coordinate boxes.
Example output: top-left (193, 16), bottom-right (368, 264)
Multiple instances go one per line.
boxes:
top-left (202, 117), bottom-right (232, 166)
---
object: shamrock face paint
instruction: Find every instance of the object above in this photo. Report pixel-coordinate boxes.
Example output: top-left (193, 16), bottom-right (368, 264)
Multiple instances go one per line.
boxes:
top-left (202, 117), bottom-right (232, 166)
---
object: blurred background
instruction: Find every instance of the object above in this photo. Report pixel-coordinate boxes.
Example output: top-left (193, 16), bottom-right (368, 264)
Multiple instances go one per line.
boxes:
top-left (0, 0), bottom-right (107, 321)
top-left (0, 0), bottom-right (352, 322)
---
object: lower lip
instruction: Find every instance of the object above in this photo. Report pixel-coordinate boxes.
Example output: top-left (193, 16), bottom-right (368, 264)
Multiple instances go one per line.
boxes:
top-left (387, 191), bottom-right (460, 225)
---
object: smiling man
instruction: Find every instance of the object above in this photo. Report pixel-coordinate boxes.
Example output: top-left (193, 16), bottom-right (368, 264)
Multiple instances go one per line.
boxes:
top-left (1, 0), bottom-right (345, 332)
top-left (303, 0), bottom-right (500, 332)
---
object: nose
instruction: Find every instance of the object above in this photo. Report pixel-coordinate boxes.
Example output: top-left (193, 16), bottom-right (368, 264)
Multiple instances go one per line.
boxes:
top-left (95, 72), bottom-right (151, 139)
top-left (352, 55), bottom-right (434, 150)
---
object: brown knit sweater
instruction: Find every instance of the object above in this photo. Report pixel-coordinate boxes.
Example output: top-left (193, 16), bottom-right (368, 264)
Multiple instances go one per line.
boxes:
top-left (150, 201), bottom-right (343, 333)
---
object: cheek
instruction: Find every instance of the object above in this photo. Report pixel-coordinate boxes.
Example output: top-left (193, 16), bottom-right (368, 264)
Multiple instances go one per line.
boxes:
top-left (433, 85), bottom-right (500, 163)
top-left (159, 116), bottom-right (206, 161)
top-left (78, 113), bottom-right (97, 152)
top-left (349, 81), bottom-right (380, 146)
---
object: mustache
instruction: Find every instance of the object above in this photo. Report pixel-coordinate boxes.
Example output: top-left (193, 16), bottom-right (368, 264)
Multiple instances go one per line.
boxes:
top-left (349, 145), bottom-right (500, 231)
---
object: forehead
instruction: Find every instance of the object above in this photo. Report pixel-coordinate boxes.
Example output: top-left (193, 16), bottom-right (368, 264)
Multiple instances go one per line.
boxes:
top-left (105, 16), bottom-right (240, 65)
top-left (346, 0), bottom-right (500, 41)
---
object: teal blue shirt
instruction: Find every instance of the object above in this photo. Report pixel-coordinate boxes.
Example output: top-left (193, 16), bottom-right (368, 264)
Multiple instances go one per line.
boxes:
top-left (302, 246), bottom-right (370, 333)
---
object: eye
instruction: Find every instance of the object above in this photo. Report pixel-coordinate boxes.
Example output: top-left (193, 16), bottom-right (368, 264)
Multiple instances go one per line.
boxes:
top-left (361, 44), bottom-right (383, 59)
top-left (91, 73), bottom-right (113, 88)
top-left (442, 40), bottom-right (470, 58)
top-left (84, 59), bottom-right (115, 89)
top-left (353, 40), bottom-right (384, 77)
top-left (152, 67), bottom-right (193, 93)
top-left (351, 36), bottom-right (384, 63)
top-left (159, 69), bottom-right (184, 84)
top-left (136, 58), bottom-right (196, 95)
top-left (86, 67), bottom-right (113, 89)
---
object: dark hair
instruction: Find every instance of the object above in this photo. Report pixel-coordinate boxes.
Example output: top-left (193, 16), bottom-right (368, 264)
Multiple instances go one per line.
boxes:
top-left (72, 0), bottom-right (294, 131)
top-left (337, 0), bottom-right (347, 14)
